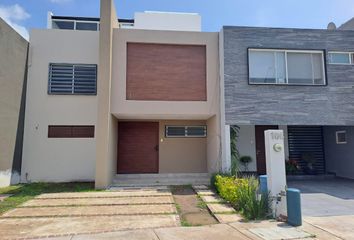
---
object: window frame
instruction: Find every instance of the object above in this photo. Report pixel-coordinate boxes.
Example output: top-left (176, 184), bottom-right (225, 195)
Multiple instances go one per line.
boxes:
top-left (48, 63), bottom-right (97, 95)
top-left (328, 51), bottom-right (353, 65)
top-left (165, 125), bottom-right (207, 138)
top-left (336, 130), bottom-right (347, 144)
top-left (248, 48), bottom-right (327, 86)
top-left (52, 19), bottom-right (99, 31)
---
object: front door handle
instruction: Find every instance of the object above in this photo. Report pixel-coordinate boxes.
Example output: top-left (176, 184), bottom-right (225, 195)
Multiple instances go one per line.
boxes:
top-left (154, 145), bottom-right (159, 151)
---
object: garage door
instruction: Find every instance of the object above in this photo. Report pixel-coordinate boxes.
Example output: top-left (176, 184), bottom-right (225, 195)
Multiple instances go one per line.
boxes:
top-left (117, 122), bottom-right (159, 174)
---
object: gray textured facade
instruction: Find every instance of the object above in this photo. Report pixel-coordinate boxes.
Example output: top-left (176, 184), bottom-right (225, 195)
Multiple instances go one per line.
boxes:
top-left (323, 126), bottom-right (354, 179)
top-left (223, 26), bottom-right (354, 125)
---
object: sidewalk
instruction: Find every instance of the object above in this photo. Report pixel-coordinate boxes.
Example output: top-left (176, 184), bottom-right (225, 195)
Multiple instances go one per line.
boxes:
top-left (41, 220), bottom-right (341, 240)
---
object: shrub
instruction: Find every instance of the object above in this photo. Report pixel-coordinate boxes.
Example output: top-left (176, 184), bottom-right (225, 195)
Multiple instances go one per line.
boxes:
top-left (236, 177), bottom-right (271, 220)
top-left (213, 174), bottom-right (271, 220)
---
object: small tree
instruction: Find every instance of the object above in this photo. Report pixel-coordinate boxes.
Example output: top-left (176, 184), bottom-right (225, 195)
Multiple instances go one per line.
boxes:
top-left (240, 156), bottom-right (252, 172)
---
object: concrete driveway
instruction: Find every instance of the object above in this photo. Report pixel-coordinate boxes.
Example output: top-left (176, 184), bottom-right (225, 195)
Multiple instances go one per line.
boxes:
top-left (289, 178), bottom-right (354, 240)
top-left (288, 178), bottom-right (354, 217)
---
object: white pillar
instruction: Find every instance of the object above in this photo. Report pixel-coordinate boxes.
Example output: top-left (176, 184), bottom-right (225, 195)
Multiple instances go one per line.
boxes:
top-left (223, 125), bottom-right (231, 173)
top-left (265, 130), bottom-right (287, 218)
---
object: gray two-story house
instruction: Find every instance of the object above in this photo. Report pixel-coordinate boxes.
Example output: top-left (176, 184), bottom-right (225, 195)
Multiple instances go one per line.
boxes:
top-left (221, 19), bottom-right (354, 179)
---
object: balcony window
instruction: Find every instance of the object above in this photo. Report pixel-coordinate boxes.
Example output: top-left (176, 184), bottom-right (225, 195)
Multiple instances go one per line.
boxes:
top-left (248, 49), bottom-right (326, 85)
top-left (52, 20), bottom-right (74, 30)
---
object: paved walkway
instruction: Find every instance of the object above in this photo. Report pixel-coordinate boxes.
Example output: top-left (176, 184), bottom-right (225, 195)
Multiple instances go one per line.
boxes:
top-left (0, 187), bottom-right (180, 239)
top-left (0, 186), bottom-right (351, 240)
top-left (36, 220), bottom-right (342, 240)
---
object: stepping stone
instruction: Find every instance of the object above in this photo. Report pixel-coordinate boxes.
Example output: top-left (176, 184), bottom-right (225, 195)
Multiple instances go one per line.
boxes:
top-left (214, 214), bottom-right (243, 223)
top-left (249, 226), bottom-right (312, 240)
top-left (194, 189), bottom-right (215, 196)
top-left (22, 196), bottom-right (174, 207)
top-left (192, 185), bottom-right (209, 190)
top-left (2, 204), bottom-right (177, 217)
top-left (206, 203), bottom-right (236, 214)
top-left (200, 195), bottom-right (223, 203)
top-left (36, 190), bottom-right (171, 199)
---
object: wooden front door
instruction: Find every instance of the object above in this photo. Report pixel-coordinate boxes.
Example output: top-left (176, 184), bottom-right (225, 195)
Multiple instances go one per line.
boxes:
top-left (117, 122), bottom-right (159, 174)
top-left (255, 125), bottom-right (278, 175)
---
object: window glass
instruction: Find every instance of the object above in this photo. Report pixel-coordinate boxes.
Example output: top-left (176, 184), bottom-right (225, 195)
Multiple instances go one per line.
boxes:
top-left (328, 53), bottom-right (350, 64)
top-left (186, 126), bottom-right (206, 137)
top-left (166, 126), bottom-right (185, 137)
top-left (165, 126), bottom-right (207, 138)
top-left (249, 49), bottom-right (325, 85)
top-left (275, 52), bottom-right (286, 84)
top-left (76, 22), bottom-right (98, 31)
top-left (287, 53), bottom-right (313, 84)
top-left (249, 51), bottom-right (276, 84)
top-left (336, 131), bottom-right (347, 144)
top-left (312, 53), bottom-right (325, 85)
top-left (52, 20), bottom-right (74, 30)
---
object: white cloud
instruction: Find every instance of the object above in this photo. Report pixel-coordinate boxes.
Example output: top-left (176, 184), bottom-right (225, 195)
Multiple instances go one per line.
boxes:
top-left (0, 4), bottom-right (30, 40)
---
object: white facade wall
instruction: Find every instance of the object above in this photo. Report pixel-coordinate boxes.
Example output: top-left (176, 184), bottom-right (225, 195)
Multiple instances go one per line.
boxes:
top-left (21, 29), bottom-right (99, 182)
top-left (237, 125), bottom-right (257, 172)
top-left (134, 12), bottom-right (201, 32)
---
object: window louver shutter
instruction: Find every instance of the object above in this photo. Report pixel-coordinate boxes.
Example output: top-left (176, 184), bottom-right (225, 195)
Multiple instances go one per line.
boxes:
top-left (49, 64), bottom-right (97, 95)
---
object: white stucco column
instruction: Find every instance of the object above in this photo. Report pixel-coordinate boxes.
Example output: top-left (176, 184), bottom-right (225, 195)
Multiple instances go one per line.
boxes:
top-left (222, 125), bottom-right (231, 173)
top-left (265, 130), bottom-right (287, 218)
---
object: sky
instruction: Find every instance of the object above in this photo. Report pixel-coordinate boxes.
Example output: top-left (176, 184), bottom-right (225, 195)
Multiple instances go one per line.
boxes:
top-left (1, 0), bottom-right (354, 40)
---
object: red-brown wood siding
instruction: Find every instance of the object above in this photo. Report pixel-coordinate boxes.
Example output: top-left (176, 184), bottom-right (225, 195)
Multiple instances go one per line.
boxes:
top-left (126, 43), bottom-right (207, 101)
top-left (48, 126), bottom-right (95, 138)
top-left (117, 122), bottom-right (159, 174)
top-left (255, 125), bottom-right (278, 175)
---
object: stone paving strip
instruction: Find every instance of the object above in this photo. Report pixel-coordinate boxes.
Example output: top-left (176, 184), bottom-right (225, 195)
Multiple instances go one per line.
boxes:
top-left (154, 223), bottom-right (251, 240)
top-left (2, 204), bottom-right (177, 218)
top-left (36, 190), bottom-right (171, 199)
top-left (0, 215), bottom-right (180, 240)
top-left (192, 185), bottom-right (240, 223)
top-left (206, 203), bottom-right (236, 214)
top-left (199, 194), bottom-right (224, 203)
top-left (21, 196), bottom-right (174, 207)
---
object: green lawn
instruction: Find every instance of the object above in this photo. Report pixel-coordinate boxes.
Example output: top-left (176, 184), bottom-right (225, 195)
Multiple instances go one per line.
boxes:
top-left (0, 182), bottom-right (96, 215)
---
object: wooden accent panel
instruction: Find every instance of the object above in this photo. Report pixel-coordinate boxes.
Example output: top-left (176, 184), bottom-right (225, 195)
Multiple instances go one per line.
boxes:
top-left (48, 126), bottom-right (95, 138)
top-left (117, 122), bottom-right (159, 174)
top-left (126, 43), bottom-right (207, 101)
top-left (255, 125), bottom-right (278, 175)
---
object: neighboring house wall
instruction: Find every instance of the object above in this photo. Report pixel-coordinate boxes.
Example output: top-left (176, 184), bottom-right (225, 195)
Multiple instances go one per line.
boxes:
top-left (0, 19), bottom-right (28, 187)
top-left (159, 120), bottom-right (207, 173)
top-left (22, 29), bottom-right (99, 182)
top-left (134, 12), bottom-right (201, 32)
top-left (323, 126), bottom-right (354, 179)
top-left (223, 26), bottom-right (354, 125)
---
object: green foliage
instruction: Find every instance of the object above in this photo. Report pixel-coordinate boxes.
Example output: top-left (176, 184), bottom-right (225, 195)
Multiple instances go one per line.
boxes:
top-left (213, 175), bottom-right (271, 220)
top-left (230, 125), bottom-right (240, 176)
top-left (0, 182), bottom-right (96, 214)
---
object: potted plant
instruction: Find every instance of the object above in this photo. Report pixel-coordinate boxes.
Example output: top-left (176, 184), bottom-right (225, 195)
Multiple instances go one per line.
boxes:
top-left (302, 152), bottom-right (317, 175)
top-left (285, 159), bottom-right (300, 175)
top-left (239, 156), bottom-right (252, 172)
